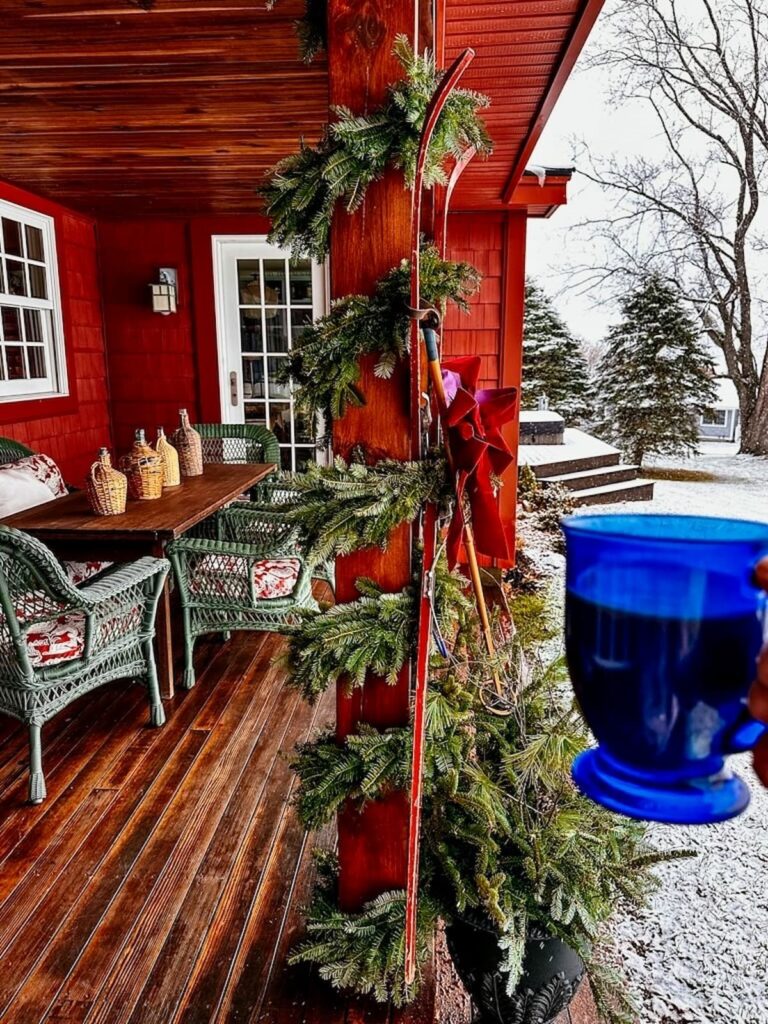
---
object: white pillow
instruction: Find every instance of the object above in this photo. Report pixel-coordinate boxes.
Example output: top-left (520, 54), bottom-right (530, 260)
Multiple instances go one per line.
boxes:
top-left (0, 454), bottom-right (67, 517)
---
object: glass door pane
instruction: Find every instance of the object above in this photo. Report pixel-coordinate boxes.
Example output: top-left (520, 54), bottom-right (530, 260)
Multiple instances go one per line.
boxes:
top-left (222, 245), bottom-right (322, 472)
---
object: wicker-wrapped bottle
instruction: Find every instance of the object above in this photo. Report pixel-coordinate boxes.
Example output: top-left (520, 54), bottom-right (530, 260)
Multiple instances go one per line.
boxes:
top-left (155, 426), bottom-right (181, 487)
top-left (120, 429), bottom-right (164, 500)
top-left (172, 408), bottom-right (203, 477)
top-left (86, 448), bottom-right (127, 516)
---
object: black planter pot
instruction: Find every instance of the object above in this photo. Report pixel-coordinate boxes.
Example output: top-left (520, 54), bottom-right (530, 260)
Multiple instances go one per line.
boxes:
top-left (445, 916), bottom-right (585, 1024)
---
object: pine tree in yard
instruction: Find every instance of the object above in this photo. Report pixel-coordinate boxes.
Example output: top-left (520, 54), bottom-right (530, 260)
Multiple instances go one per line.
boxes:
top-left (595, 275), bottom-right (718, 466)
top-left (522, 279), bottom-right (591, 421)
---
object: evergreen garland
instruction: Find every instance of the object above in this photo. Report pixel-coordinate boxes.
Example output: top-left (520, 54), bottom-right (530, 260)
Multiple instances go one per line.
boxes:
top-left (261, 37), bottom-right (491, 259)
top-left (281, 247), bottom-right (480, 420)
top-left (283, 561), bottom-right (471, 703)
top-left (283, 451), bottom-right (449, 564)
top-left (289, 853), bottom-right (438, 1006)
top-left (290, 596), bottom-right (694, 1021)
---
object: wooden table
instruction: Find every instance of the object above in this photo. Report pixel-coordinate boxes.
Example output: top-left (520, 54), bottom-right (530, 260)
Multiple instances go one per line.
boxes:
top-left (2, 462), bottom-right (275, 699)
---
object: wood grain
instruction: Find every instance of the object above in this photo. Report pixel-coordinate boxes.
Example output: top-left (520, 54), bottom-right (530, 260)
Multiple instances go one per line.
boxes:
top-left (0, 608), bottom-right (441, 1023)
top-left (0, 0), bottom-right (327, 216)
top-left (328, 0), bottom-right (422, 912)
top-left (1, 463), bottom-right (274, 542)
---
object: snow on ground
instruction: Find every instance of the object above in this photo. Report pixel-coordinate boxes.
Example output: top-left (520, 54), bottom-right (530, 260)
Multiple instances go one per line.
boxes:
top-left (522, 442), bottom-right (768, 1024)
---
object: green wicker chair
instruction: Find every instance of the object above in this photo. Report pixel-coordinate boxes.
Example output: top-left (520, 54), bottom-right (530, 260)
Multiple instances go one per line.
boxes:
top-left (167, 507), bottom-right (317, 690)
top-left (0, 437), bottom-right (34, 465)
top-left (0, 526), bottom-right (169, 803)
top-left (194, 423), bottom-right (281, 469)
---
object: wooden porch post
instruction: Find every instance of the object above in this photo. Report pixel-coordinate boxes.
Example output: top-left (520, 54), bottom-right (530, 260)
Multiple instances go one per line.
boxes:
top-left (327, 0), bottom-right (429, 911)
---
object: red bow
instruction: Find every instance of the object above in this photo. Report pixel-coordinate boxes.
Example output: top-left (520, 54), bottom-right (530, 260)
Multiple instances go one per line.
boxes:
top-left (440, 355), bottom-right (517, 567)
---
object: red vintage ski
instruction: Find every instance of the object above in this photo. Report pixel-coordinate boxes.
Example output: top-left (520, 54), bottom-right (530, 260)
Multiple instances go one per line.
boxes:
top-left (404, 45), bottom-right (477, 987)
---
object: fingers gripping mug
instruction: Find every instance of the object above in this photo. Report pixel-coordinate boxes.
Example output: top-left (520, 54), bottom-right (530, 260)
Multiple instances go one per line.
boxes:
top-left (563, 514), bottom-right (768, 824)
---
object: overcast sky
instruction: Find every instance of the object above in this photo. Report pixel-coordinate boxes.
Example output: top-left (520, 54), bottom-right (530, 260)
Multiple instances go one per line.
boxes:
top-left (527, 7), bottom-right (657, 344)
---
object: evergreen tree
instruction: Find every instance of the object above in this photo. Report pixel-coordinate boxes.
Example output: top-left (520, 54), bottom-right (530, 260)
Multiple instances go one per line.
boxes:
top-left (522, 280), bottom-right (591, 420)
top-left (595, 275), bottom-right (717, 466)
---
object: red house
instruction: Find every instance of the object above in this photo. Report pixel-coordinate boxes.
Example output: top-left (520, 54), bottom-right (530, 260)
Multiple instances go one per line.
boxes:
top-left (0, 2), bottom-right (603, 1020)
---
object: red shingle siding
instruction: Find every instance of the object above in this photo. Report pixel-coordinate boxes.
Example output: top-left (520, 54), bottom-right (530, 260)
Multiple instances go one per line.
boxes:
top-left (0, 182), bottom-right (111, 485)
top-left (98, 220), bottom-right (199, 454)
top-left (443, 212), bottom-right (505, 390)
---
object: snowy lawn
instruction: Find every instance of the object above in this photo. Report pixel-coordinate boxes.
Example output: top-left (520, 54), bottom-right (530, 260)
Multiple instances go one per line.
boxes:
top-left (521, 442), bottom-right (768, 1024)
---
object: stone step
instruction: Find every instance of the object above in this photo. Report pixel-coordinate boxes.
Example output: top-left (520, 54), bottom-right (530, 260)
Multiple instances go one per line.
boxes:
top-left (529, 451), bottom-right (621, 479)
top-left (571, 478), bottom-right (655, 507)
top-left (542, 464), bottom-right (642, 491)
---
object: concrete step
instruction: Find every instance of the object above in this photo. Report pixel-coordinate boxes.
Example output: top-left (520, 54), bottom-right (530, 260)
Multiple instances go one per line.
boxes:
top-left (571, 478), bottom-right (655, 507)
top-left (542, 464), bottom-right (641, 491)
top-left (530, 451), bottom-right (621, 479)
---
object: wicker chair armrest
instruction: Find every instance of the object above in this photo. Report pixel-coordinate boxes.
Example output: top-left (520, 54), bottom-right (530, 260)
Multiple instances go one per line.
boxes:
top-left (78, 557), bottom-right (170, 605)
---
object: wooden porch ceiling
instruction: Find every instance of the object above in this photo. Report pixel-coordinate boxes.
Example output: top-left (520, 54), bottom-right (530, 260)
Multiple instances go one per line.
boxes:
top-left (0, 0), bottom-right (328, 217)
top-left (444, 0), bottom-right (604, 210)
top-left (0, 0), bottom-right (601, 218)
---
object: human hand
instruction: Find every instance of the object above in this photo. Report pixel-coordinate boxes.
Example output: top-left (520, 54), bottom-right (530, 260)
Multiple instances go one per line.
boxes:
top-left (748, 558), bottom-right (768, 787)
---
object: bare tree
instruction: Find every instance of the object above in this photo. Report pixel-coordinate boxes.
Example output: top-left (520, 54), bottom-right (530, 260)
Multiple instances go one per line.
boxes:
top-left (572, 0), bottom-right (768, 454)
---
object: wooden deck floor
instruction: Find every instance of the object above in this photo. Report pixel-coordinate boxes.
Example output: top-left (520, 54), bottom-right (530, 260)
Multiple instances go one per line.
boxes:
top-left (0, 629), bottom-right (443, 1024)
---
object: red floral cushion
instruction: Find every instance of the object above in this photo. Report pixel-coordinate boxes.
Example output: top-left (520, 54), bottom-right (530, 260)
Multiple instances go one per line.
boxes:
top-left (252, 559), bottom-right (301, 599)
top-left (24, 613), bottom-right (85, 667)
top-left (63, 560), bottom-right (113, 587)
top-left (189, 555), bottom-right (300, 600)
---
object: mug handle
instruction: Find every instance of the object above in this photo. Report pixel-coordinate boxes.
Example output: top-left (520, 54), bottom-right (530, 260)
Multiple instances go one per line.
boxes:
top-left (724, 710), bottom-right (768, 754)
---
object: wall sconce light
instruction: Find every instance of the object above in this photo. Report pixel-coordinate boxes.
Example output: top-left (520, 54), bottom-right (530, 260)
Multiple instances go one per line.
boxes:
top-left (149, 267), bottom-right (178, 315)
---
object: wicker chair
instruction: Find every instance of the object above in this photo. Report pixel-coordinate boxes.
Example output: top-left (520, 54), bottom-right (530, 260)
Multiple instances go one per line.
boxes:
top-left (194, 423), bottom-right (281, 470)
top-left (167, 507), bottom-right (317, 690)
top-left (0, 526), bottom-right (169, 803)
top-left (0, 437), bottom-right (34, 465)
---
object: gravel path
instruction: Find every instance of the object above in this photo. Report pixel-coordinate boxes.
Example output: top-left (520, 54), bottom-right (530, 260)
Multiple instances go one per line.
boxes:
top-left (522, 442), bottom-right (768, 1024)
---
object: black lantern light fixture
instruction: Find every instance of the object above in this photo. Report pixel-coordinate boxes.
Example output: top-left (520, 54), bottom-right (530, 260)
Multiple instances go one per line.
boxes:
top-left (149, 267), bottom-right (178, 315)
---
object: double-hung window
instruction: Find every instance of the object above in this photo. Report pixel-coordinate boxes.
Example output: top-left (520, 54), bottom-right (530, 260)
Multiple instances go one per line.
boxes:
top-left (0, 200), bottom-right (66, 401)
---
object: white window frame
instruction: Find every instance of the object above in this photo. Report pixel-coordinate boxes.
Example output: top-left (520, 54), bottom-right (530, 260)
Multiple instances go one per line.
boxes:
top-left (0, 198), bottom-right (67, 402)
top-left (212, 235), bottom-right (328, 472)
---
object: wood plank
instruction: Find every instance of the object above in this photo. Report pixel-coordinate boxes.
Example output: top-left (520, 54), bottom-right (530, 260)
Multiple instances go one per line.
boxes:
top-left (116, 682), bottom-right (305, 1023)
top-left (39, 644), bottom-right (288, 1023)
top-left (0, 635), bottom-right (260, 1019)
top-left (170, 682), bottom-right (332, 1024)
top-left (198, 697), bottom-right (333, 1024)
top-left (0, 684), bottom-right (128, 820)
top-left (0, 685), bottom-right (145, 888)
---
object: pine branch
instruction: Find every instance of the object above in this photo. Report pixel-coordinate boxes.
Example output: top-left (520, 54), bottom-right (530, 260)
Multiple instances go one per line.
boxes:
top-left (281, 247), bottom-right (480, 421)
top-left (289, 867), bottom-right (438, 1006)
top-left (282, 582), bottom-right (414, 703)
top-left (260, 38), bottom-right (491, 258)
top-left (283, 452), bottom-right (449, 564)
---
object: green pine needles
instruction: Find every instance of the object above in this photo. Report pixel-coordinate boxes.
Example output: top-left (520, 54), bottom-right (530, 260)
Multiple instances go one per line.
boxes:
top-left (284, 580), bottom-right (414, 702)
top-left (290, 594), bottom-right (694, 1021)
top-left (281, 247), bottom-right (480, 420)
top-left (283, 561), bottom-right (471, 703)
top-left (289, 853), bottom-right (437, 1006)
top-left (261, 37), bottom-right (491, 259)
top-left (283, 452), bottom-right (449, 564)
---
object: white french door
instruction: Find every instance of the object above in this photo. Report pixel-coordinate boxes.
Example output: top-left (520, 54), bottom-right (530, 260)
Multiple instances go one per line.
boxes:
top-left (213, 237), bottom-right (326, 472)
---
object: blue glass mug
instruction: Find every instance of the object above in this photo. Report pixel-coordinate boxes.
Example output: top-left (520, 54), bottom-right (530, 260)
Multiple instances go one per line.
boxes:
top-left (563, 514), bottom-right (768, 824)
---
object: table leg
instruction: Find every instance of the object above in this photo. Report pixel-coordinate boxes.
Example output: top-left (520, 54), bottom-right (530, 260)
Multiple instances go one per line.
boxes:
top-left (153, 542), bottom-right (175, 700)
